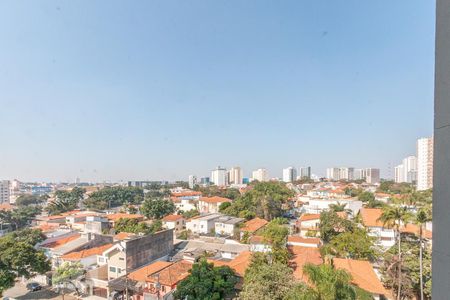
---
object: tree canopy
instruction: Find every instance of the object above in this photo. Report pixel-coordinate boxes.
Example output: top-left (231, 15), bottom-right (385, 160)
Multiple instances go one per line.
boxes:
top-left (0, 206), bottom-right (42, 231)
top-left (114, 218), bottom-right (162, 235)
top-left (141, 197), bottom-right (175, 220)
top-left (83, 186), bottom-right (143, 210)
top-left (0, 229), bottom-right (50, 295)
top-left (319, 211), bottom-right (354, 243)
top-left (173, 259), bottom-right (237, 300)
top-left (223, 182), bottom-right (294, 221)
top-left (47, 187), bottom-right (86, 215)
top-left (15, 194), bottom-right (48, 207)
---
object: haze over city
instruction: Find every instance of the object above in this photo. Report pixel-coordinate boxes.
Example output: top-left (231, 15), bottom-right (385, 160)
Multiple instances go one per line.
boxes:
top-left (0, 1), bottom-right (435, 182)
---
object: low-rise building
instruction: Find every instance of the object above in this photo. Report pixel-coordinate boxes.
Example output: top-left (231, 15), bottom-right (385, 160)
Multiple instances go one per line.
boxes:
top-left (360, 208), bottom-right (396, 248)
top-left (296, 214), bottom-right (321, 237)
top-left (287, 236), bottom-right (321, 248)
top-left (198, 196), bottom-right (232, 214)
top-left (186, 213), bottom-right (222, 235)
top-left (240, 217), bottom-right (268, 239)
top-left (214, 216), bottom-right (244, 237)
top-left (162, 214), bottom-right (185, 233)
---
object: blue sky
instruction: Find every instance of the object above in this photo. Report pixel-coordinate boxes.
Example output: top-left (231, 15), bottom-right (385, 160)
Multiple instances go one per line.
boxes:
top-left (0, 1), bottom-right (435, 182)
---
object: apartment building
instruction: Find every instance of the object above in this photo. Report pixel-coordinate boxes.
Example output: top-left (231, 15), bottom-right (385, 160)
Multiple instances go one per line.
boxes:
top-left (417, 137), bottom-right (433, 190)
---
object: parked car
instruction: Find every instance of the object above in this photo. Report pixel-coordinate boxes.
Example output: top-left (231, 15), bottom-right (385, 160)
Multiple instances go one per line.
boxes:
top-left (26, 282), bottom-right (42, 292)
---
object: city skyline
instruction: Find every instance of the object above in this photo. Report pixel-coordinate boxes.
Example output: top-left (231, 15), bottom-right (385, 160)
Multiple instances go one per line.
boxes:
top-left (0, 1), bottom-right (434, 182)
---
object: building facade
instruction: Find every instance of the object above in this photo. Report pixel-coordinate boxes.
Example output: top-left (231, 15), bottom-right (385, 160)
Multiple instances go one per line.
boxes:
top-left (211, 166), bottom-right (227, 187)
top-left (282, 167), bottom-right (297, 183)
top-left (0, 180), bottom-right (10, 204)
top-left (417, 137), bottom-right (433, 190)
top-left (251, 168), bottom-right (268, 182)
top-left (228, 167), bottom-right (243, 185)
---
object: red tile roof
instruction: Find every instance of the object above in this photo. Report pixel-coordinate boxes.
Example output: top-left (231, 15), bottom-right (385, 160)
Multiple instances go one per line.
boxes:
top-left (288, 246), bottom-right (322, 281)
top-left (41, 234), bottom-right (81, 249)
top-left (400, 223), bottom-right (432, 239)
top-left (162, 214), bottom-right (184, 222)
top-left (360, 208), bottom-right (384, 227)
top-left (61, 244), bottom-right (113, 260)
top-left (114, 232), bottom-right (135, 240)
top-left (129, 261), bottom-right (172, 282)
top-left (209, 251), bottom-right (252, 277)
top-left (299, 214), bottom-right (321, 222)
top-left (199, 196), bottom-right (232, 204)
top-left (287, 236), bottom-right (321, 246)
top-left (240, 218), bottom-right (268, 232)
top-left (333, 258), bottom-right (387, 295)
top-left (105, 213), bottom-right (144, 222)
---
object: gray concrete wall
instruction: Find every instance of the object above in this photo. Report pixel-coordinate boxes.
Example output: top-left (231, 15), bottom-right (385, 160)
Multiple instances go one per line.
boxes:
top-left (125, 229), bottom-right (174, 271)
top-left (433, 0), bottom-right (450, 298)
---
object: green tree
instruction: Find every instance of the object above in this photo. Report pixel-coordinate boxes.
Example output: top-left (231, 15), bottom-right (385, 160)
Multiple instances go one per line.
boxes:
top-left (0, 229), bottom-right (50, 295)
top-left (358, 192), bottom-right (375, 203)
top-left (224, 182), bottom-right (294, 221)
top-left (141, 197), bottom-right (175, 219)
top-left (262, 218), bottom-right (290, 264)
top-left (15, 194), bottom-right (47, 206)
top-left (173, 259), bottom-right (237, 300)
top-left (329, 202), bottom-right (348, 213)
top-left (298, 263), bottom-right (363, 300)
top-left (378, 205), bottom-right (412, 300)
top-left (321, 228), bottom-right (378, 261)
top-left (415, 208), bottom-right (432, 300)
top-left (114, 218), bottom-right (155, 234)
top-left (47, 187), bottom-right (86, 215)
top-left (83, 186), bottom-right (143, 210)
top-left (381, 237), bottom-right (431, 300)
top-left (53, 262), bottom-right (84, 296)
top-left (319, 211), bottom-right (354, 243)
top-left (219, 201), bottom-right (231, 212)
top-left (181, 209), bottom-right (199, 219)
top-left (0, 206), bottom-right (41, 231)
top-left (240, 253), bottom-right (295, 300)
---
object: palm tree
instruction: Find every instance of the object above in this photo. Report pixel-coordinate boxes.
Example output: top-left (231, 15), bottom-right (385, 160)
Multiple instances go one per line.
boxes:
top-left (378, 205), bottom-right (412, 300)
top-left (415, 208), bottom-right (431, 300)
top-left (300, 263), bottom-right (359, 300)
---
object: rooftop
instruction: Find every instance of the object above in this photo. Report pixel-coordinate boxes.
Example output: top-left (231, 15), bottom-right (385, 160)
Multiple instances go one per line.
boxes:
top-left (240, 217), bottom-right (268, 232)
top-left (61, 243), bottom-right (113, 260)
top-left (360, 208), bottom-right (384, 227)
top-left (333, 258), bottom-right (387, 295)
top-left (199, 196), bottom-right (232, 203)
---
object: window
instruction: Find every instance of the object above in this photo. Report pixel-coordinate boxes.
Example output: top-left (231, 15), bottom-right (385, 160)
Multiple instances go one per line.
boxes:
top-left (119, 257), bottom-right (125, 261)
top-left (98, 257), bottom-right (104, 263)
top-left (109, 266), bottom-right (116, 273)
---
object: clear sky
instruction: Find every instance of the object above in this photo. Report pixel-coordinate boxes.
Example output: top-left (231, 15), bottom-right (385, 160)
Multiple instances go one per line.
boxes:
top-left (0, 1), bottom-right (435, 182)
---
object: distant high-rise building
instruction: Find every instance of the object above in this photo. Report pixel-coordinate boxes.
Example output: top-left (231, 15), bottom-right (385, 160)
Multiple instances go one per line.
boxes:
top-left (200, 177), bottom-right (210, 185)
top-left (228, 167), bottom-right (243, 185)
top-left (252, 168), bottom-right (268, 182)
top-left (326, 168), bottom-right (340, 181)
top-left (365, 168), bottom-right (380, 184)
top-left (211, 166), bottom-right (228, 187)
top-left (282, 167), bottom-right (297, 183)
top-left (0, 180), bottom-right (10, 204)
top-left (188, 175), bottom-right (197, 189)
top-left (395, 156), bottom-right (418, 184)
top-left (299, 167), bottom-right (311, 179)
top-left (354, 169), bottom-right (365, 180)
top-left (326, 167), bottom-right (354, 181)
top-left (417, 137), bottom-right (433, 191)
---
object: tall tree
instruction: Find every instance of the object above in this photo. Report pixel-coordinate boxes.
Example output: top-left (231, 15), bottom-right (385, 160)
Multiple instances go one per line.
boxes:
top-left (415, 208), bottom-right (431, 300)
top-left (141, 197), bottom-right (175, 220)
top-left (322, 228), bottom-right (378, 261)
top-left (83, 186), bottom-right (143, 210)
top-left (378, 205), bottom-right (412, 300)
top-left (173, 259), bottom-right (237, 300)
top-left (319, 211), bottom-right (354, 243)
top-left (53, 262), bottom-right (84, 296)
top-left (0, 229), bottom-right (50, 295)
top-left (240, 253), bottom-right (295, 300)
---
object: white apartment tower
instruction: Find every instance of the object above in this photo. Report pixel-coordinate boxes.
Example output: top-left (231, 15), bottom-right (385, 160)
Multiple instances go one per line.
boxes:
top-left (326, 167), bottom-right (354, 181)
top-left (211, 166), bottom-right (228, 187)
top-left (228, 167), bottom-right (243, 185)
top-left (188, 175), bottom-right (197, 189)
top-left (299, 167), bottom-right (311, 179)
top-left (365, 168), bottom-right (380, 184)
top-left (282, 167), bottom-right (297, 183)
top-left (0, 180), bottom-right (10, 204)
top-left (252, 168), bottom-right (268, 182)
top-left (417, 137), bottom-right (433, 191)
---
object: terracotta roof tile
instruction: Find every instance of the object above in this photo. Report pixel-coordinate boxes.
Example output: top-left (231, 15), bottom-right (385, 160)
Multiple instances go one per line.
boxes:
top-left (105, 213), bottom-right (144, 222)
top-left (199, 196), bottom-right (232, 203)
top-left (208, 251), bottom-right (252, 277)
top-left (333, 258), bottom-right (387, 295)
top-left (288, 246), bottom-right (322, 281)
top-left (299, 214), bottom-right (321, 222)
top-left (128, 261), bottom-right (172, 282)
top-left (61, 244), bottom-right (113, 260)
top-left (360, 208), bottom-right (384, 227)
top-left (240, 218), bottom-right (268, 232)
top-left (41, 234), bottom-right (81, 249)
top-left (162, 214), bottom-right (184, 222)
top-left (287, 236), bottom-right (321, 246)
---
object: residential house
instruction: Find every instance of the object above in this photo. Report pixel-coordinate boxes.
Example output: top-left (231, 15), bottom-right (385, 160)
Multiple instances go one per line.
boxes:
top-left (239, 217), bottom-right (268, 239)
top-left (162, 214), bottom-right (185, 233)
top-left (288, 245), bottom-right (322, 282)
top-left (248, 235), bottom-right (271, 253)
top-left (333, 258), bottom-right (387, 300)
top-left (198, 196), bottom-right (231, 214)
top-left (59, 243), bottom-right (113, 268)
top-left (296, 214), bottom-right (320, 237)
top-left (127, 260), bottom-right (193, 300)
top-left (360, 208), bottom-right (396, 248)
top-left (186, 213), bottom-right (222, 235)
top-left (214, 216), bottom-right (244, 237)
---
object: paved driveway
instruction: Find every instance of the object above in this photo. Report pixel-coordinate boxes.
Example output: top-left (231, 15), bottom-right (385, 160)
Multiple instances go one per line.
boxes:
top-left (3, 282), bottom-right (77, 300)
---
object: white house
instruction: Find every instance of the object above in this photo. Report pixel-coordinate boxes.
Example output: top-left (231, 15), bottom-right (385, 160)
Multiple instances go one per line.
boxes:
top-left (162, 214), bottom-right (185, 233)
top-left (186, 213), bottom-right (222, 235)
top-left (214, 216), bottom-right (244, 236)
top-left (360, 208), bottom-right (396, 248)
top-left (60, 243), bottom-right (113, 268)
top-left (301, 198), bottom-right (363, 216)
top-left (198, 196), bottom-right (231, 214)
top-left (296, 214), bottom-right (321, 237)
